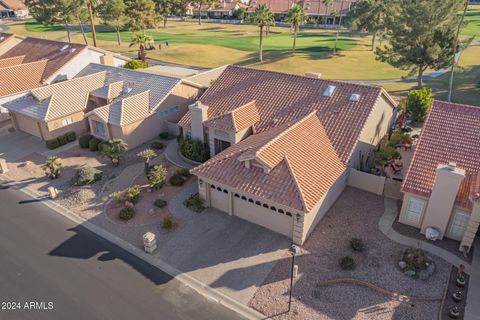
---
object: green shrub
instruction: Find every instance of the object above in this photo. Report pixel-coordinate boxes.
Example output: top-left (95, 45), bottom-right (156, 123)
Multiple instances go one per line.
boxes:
top-left (124, 185), bottom-right (141, 204)
top-left (112, 191), bottom-right (124, 203)
top-left (79, 134), bottom-right (93, 148)
top-left (119, 207), bottom-right (135, 221)
top-left (402, 247), bottom-right (428, 272)
top-left (66, 131), bottom-right (76, 142)
top-left (176, 168), bottom-right (191, 178)
top-left (178, 136), bottom-right (210, 162)
top-left (339, 256), bottom-right (356, 270)
top-left (161, 215), bottom-right (174, 230)
top-left (45, 138), bottom-right (60, 150)
top-left (71, 165), bottom-right (103, 186)
top-left (183, 193), bottom-right (205, 213)
top-left (151, 141), bottom-right (164, 150)
top-left (124, 59), bottom-right (147, 69)
top-left (350, 238), bottom-right (366, 252)
top-left (57, 134), bottom-right (68, 146)
top-left (169, 174), bottom-right (185, 186)
top-left (406, 87), bottom-right (432, 123)
top-left (159, 132), bottom-right (170, 139)
top-left (89, 138), bottom-right (101, 151)
top-left (388, 131), bottom-right (411, 147)
top-left (379, 145), bottom-right (400, 161)
top-left (98, 141), bottom-right (108, 153)
top-left (148, 165), bottom-right (167, 189)
top-left (154, 198), bottom-right (167, 208)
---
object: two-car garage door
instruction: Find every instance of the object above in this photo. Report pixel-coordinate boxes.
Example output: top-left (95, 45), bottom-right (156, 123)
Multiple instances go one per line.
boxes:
top-left (209, 184), bottom-right (293, 238)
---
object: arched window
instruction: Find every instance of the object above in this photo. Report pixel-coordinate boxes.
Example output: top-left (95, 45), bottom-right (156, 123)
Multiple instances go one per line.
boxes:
top-left (222, 189), bottom-right (228, 194)
top-left (210, 185), bottom-right (216, 189)
top-left (255, 201), bottom-right (261, 206)
top-left (234, 193), bottom-right (240, 198)
top-left (270, 206), bottom-right (276, 211)
top-left (262, 204), bottom-right (269, 208)
top-left (241, 196), bottom-right (247, 200)
top-left (216, 187), bottom-right (222, 191)
top-left (278, 209), bottom-right (285, 214)
top-left (286, 212), bottom-right (292, 217)
top-left (248, 198), bottom-right (254, 203)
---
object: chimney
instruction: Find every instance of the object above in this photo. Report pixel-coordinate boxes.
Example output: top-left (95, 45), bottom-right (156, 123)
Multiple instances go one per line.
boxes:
top-left (188, 101), bottom-right (208, 142)
top-left (420, 163), bottom-right (466, 238)
top-left (304, 72), bottom-right (322, 79)
top-left (100, 54), bottom-right (114, 66)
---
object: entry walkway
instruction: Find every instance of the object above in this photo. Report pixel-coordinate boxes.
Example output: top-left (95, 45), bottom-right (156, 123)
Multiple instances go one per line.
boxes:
top-left (380, 197), bottom-right (472, 274)
top-left (164, 139), bottom-right (196, 169)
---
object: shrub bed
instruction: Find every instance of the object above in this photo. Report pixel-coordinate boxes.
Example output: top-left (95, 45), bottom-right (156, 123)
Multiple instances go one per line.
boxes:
top-left (151, 141), bottom-right (164, 150)
top-left (119, 207), bottom-right (135, 221)
top-left (89, 138), bottom-right (101, 151)
top-left (154, 198), bottom-right (167, 208)
top-left (339, 256), bottom-right (356, 270)
top-left (45, 132), bottom-right (77, 149)
top-left (79, 134), bottom-right (93, 148)
top-left (71, 165), bottom-right (103, 186)
top-left (178, 136), bottom-right (210, 163)
top-left (169, 174), bottom-right (185, 186)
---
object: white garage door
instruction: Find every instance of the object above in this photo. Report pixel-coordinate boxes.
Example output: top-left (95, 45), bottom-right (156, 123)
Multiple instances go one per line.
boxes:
top-left (233, 194), bottom-right (293, 238)
top-left (210, 185), bottom-right (229, 213)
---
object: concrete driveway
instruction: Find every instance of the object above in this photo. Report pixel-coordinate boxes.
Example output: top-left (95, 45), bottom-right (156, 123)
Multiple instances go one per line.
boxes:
top-left (0, 130), bottom-right (46, 162)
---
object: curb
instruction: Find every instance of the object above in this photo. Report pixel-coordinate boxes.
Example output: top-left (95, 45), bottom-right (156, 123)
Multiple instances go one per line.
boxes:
top-left (0, 174), bottom-right (267, 320)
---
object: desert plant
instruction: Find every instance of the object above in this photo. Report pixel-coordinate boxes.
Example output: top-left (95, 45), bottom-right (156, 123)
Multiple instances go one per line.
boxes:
top-left (379, 145), bottom-right (400, 161)
top-left (169, 174), bottom-right (185, 186)
top-left (339, 256), bottom-right (356, 270)
top-left (176, 168), bottom-right (191, 178)
top-left (402, 247), bottom-right (428, 272)
top-left (350, 238), bottom-right (366, 252)
top-left (183, 193), bottom-right (205, 213)
top-left (159, 132), bottom-right (170, 139)
top-left (112, 191), bottom-right (124, 203)
top-left (148, 165), bottom-right (167, 190)
top-left (124, 185), bottom-right (141, 204)
top-left (154, 198), bottom-right (167, 208)
top-left (89, 137), bottom-right (101, 151)
top-left (100, 139), bottom-right (128, 166)
top-left (161, 214), bottom-right (174, 230)
top-left (119, 207), bottom-right (135, 221)
top-left (71, 165), bottom-right (103, 186)
top-left (98, 141), bottom-right (109, 153)
top-left (388, 131), bottom-right (411, 147)
top-left (66, 131), bottom-right (76, 142)
top-left (137, 148), bottom-right (157, 173)
top-left (79, 134), bottom-right (93, 148)
top-left (151, 141), bottom-right (164, 150)
top-left (45, 138), bottom-right (60, 150)
top-left (42, 156), bottom-right (63, 179)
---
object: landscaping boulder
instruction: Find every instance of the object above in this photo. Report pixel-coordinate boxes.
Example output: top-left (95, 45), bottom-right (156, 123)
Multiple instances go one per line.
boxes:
top-left (398, 261), bottom-right (407, 269)
top-left (404, 270), bottom-right (416, 277)
top-left (71, 165), bottom-right (103, 186)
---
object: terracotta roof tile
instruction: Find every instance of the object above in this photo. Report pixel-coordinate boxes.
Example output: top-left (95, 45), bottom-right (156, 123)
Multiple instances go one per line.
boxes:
top-left (204, 100), bottom-right (260, 132)
top-left (0, 59), bottom-right (47, 96)
top-left (0, 55), bottom-right (24, 68)
top-left (0, 0), bottom-right (27, 10)
top-left (302, 0), bottom-right (357, 16)
top-left (248, 0), bottom-right (297, 13)
top-left (402, 101), bottom-right (480, 209)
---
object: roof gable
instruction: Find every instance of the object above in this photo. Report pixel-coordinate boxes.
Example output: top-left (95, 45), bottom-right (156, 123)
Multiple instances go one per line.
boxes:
top-left (0, 59), bottom-right (47, 96)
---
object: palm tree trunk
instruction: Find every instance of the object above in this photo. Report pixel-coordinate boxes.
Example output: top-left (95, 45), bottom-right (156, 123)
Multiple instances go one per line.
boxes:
top-left (115, 27), bottom-right (121, 46)
top-left (78, 18), bottom-right (88, 45)
top-left (324, 5), bottom-right (328, 25)
top-left (448, 0), bottom-right (469, 102)
top-left (293, 28), bottom-right (297, 51)
top-left (371, 31), bottom-right (376, 51)
top-left (333, 0), bottom-right (344, 55)
top-left (259, 26), bottom-right (263, 62)
top-left (87, 1), bottom-right (97, 47)
top-left (198, 6), bottom-right (201, 25)
top-left (164, 16), bottom-right (168, 28)
top-left (64, 20), bottom-right (71, 43)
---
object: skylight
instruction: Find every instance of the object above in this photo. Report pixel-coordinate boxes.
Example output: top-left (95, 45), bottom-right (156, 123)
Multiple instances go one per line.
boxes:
top-left (350, 93), bottom-right (361, 102)
top-left (323, 85), bottom-right (336, 97)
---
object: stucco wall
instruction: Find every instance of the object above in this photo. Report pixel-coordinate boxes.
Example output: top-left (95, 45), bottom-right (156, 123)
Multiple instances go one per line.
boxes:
top-left (348, 168), bottom-right (385, 195)
top-left (11, 112), bottom-right (43, 138)
top-left (44, 112), bottom-right (88, 140)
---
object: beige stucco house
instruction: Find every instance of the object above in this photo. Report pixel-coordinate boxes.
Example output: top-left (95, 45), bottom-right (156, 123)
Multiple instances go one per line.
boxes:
top-left (4, 63), bottom-right (205, 147)
top-left (178, 66), bottom-right (396, 244)
top-left (400, 101), bottom-right (480, 253)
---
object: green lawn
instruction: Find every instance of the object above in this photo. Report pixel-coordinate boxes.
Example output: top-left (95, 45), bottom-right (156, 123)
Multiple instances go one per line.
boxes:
top-left (462, 5), bottom-right (480, 36)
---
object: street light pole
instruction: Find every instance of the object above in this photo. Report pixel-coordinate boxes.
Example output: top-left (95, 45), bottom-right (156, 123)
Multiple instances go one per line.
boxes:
top-left (288, 244), bottom-right (298, 312)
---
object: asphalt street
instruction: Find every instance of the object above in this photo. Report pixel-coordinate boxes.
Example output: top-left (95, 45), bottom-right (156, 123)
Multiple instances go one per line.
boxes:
top-left (0, 183), bottom-right (246, 320)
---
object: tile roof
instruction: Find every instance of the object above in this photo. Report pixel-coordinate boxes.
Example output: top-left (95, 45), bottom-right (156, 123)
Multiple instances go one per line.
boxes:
top-left (302, 0), bottom-right (357, 16)
top-left (248, 0), bottom-right (296, 13)
top-left (0, 0), bottom-right (27, 10)
top-left (192, 112), bottom-right (347, 212)
top-left (0, 35), bottom-right (87, 81)
top-left (0, 33), bottom-right (13, 45)
top-left (179, 65), bottom-right (388, 164)
top-left (0, 55), bottom-right (24, 68)
top-left (0, 59), bottom-right (47, 96)
top-left (92, 91), bottom-right (151, 126)
top-left (183, 65), bottom-right (228, 88)
top-left (402, 101), bottom-right (480, 209)
top-left (4, 71), bottom-right (107, 120)
top-left (204, 100), bottom-right (260, 132)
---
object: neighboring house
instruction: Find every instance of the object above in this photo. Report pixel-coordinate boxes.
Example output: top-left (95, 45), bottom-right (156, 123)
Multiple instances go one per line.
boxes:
top-left (179, 66), bottom-right (396, 244)
top-left (0, 0), bottom-right (29, 19)
top-left (187, 0), bottom-right (246, 19)
top-left (400, 101), bottom-right (480, 253)
top-left (247, 0), bottom-right (356, 22)
top-left (4, 63), bottom-right (204, 147)
top-left (0, 33), bottom-right (128, 118)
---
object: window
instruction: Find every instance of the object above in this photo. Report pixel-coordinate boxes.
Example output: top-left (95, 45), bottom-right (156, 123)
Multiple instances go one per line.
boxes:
top-left (186, 130), bottom-right (192, 139)
top-left (449, 210), bottom-right (470, 239)
top-left (157, 106), bottom-right (180, 118)
top-left (234, 193), bottom-right (240, 198)
top-left (214, 138), bottom-right (231, 155)
top-left (248, 198), bottom-right (254, 203)
top-left (62, 117), bottom-right (73, 126)
top-left (405, 198), bottom-right (425, 225)
top-left (92, 120), bottom-right (106, 138)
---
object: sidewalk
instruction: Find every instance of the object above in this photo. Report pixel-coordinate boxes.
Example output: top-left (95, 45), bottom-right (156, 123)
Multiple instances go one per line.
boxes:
top-left (380, 197), bottom-right (472, 274)
top-left (465, 238), bottom-right (480, 320)
top-left (164, 139), bottom-right (196, 169)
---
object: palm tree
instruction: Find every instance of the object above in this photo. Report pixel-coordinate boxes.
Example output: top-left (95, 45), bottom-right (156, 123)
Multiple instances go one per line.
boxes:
top-left (43, 157), bottom-right (63, 179)
top-left (333, 0), bottom-right (345, 55)
top-left (137, 149), bottom-right (157, 173)
top-left (286, 5), bottom-right (306, 52)
top-left (322, 0), bottom-right (333, 25)
top-left (448, 0), bottom-right (469, 102)
top-left (250, 4), bottom-right (275, 62)
top-left (129, 32), bottom-right (153, 63)
top-left (101, 139), bottom-right (128, 166)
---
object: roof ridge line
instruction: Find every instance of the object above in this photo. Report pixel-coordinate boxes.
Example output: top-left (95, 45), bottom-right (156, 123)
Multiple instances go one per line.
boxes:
top-left (43, 94), bottom-right (55, 121)
top-left (284, 156), bottom-right (308, 212)
top-left (0, 58), bottom-right (48, 71)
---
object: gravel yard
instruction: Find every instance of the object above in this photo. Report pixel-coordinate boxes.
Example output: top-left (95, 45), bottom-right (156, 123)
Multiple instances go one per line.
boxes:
top-left (249, 187), bottom-right (451, 320)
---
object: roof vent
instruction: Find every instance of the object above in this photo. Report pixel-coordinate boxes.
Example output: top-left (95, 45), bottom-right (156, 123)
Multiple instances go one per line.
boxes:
top-left (323, 85), bottom-right (336, 97)
top-left (350, 93), bottom-right (360, 102)
top-left (448, 162), bottom-right (457, 171)
top-left (70, 48), bottom-right (77, 53)
top-left (60, 44), bottom-right (69, 52)
top-left (304, 72), bottom-right (322, 79)
top-left (122, 87), bottom-right (133, 95)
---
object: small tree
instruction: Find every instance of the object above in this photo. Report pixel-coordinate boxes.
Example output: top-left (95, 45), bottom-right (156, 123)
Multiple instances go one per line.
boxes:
top-left (129, 32), bottom-right (153, 63)
top-left (235, 7), bottom-right (247, 21)
top-left (124, 0), bottom-right (157, 32)
top-left (406, 87), bottom-right (433, 123)
top-left (43, 156), bottom-right (63, 179)
top-left (101, 139), bottom-right (128, 166)
top-left (137, 148), bottom-right (157, 173)
top-left (148, 165), bottom-right (168, 189)
top-left (100, 0), bottom-right (126, 46)
top-left (286, 5), bottom-right (306, 52)
top-left (250, 4), bottom-right (275, 62)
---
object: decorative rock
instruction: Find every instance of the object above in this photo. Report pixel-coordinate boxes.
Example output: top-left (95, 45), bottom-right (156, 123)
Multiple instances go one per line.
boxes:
top-left (404, 270), bottom-right (416, 277)
top-left (398, 261), bottom-right (407, 269)
top-left (418, 270), bottom-right (430, 281)
top-left (148, 208), bottom-right (155, 216)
